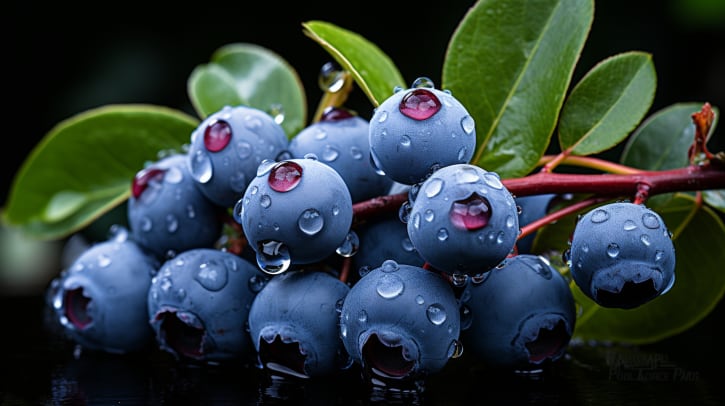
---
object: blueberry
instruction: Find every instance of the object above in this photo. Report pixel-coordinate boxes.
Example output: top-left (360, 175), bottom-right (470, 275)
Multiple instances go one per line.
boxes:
top-left (187, 105), bottom-right (289, 207)
top-left (288, 107), bottom-right (393, 203)
top-left (368, 78), bottom-right (476, 185)
top-left (127, 153), bottom-right (222, 260)
top-left (515, 193), bottom-right (557, 254)
top-left (340, 261), bottom-right (461, 383)
top-left (234, 157), bottom-right (353, 274)
top-left (353, 213), bottom-right (425, 272)
top-left (147, 248), bottom-right (267, 364)
top-left (247, 269), bottom-right (351, 378)
top-left (461, 254), bottom-right (576, 371)
top-left (51, 227), bottom-right (158, 354)
top-left (406, 163), bottom-right (519, 275)
top-left (569, 201), bottom-right (676, 309)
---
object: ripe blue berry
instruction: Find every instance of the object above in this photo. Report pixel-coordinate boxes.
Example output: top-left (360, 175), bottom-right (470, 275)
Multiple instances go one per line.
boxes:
top-left (569, 201), bottom-right (676, 309)
top-left (147, 248), bottom-right (267, 364)
top-left (515, 193), bottom-right (557, 254)
top-left (461, 254), bottom-right (576, 371)
top-left (406, 164), bottom-right (519, 275)
top-left (247, 269), bottom-right (351, 378)
top-left (368, 78), bottom-right (476, 185)
top-left (288, 107), bottom-right (392, 203)
top-left (353, 213), bottom-right (424, 272)
top-left (127, 153), bottom-right (222, 260)
top-left (234, 157), bottom-right (353, 274)
top-left (339, 261), bottom-right (461, 382)
top-left (50, 228), bottom-right (158, 354)
top-left (187, 105), bottom-right (289, 207)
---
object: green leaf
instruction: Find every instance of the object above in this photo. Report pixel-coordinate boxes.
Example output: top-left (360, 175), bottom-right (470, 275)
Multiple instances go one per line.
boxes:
top-left (572, 194), bottom-right (725, 344)
top-left (302, 21), bottom-right (406, 107)
top-left (2, 105), bottom-right (198, 240)
top-left (704, 190), bottom-right (725, 213)
top-left (559, 51), bottom-right (657, 155)
top-left (442, 0), bottom-right (593, 178)
top-left (620, 102), bottom-right (714, 170)
top-left (188, 43), bottom-right (307, 137)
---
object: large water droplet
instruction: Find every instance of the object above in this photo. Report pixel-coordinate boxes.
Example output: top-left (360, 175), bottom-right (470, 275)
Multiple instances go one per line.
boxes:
top-left (204, 120), bottom-right (232, 152)
top-left (256, 159), bottom-right (276, 177)
top-left (642, 212), bottom-right (660, 229)
top-left (190, 150), bottom-right (213, 183)
top-left (411, 77), bottom-right (435, 88)
top-left (298, 209), bottom-right (324, 235)
top-left (381, 260), bottom-right (399, 273)
top-left (426, 303), bottom-right (447, 325)
top-left (483, 172), bottom-right (503, 189)
top-left (424, 178), bottom-right (444, 198)
top-left (606, 243), bottom-right (620, 258)
top-left (461, 115), bottom-right (475, 135)
top-left (590, 209), bottom-right (610, 223)
top-left (260, 194), bottom-right (272, 208)
top-left (193, 260), bottom-right (229, 291)
top-left (437, 228), bottom-right (449, 241)
top-left (256, 240), bottom-right (291, 274)
top-left (268, 161), bottom-right (303, 192)
top-left (336, 231), bottom-right (360, 257)
top-left (319, 61), bottom-right (346, 92)
top-left (399, 89), bottom-right (441, 121)
top-left (623, 220), bottom-right (637, 231)
top-left (369, 150), bottom-right (386, 176)
top-left (400, 135), bottom-right (411, 147)
top-left (322, 145), bottom-right (340, 162)
top-left (450, 193), bottom-right (492, 231)
top-left (455, 166), bottom-right (480, 183)
top-left (375, 273), bottom-right (404, 299)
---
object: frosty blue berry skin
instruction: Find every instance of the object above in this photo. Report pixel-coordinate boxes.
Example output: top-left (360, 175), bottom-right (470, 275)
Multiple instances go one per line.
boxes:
top-left (127, 153), bottom-right (222, 260)
top-left (288, 107), bottom-right (392, 203)
top-left (147, 248), bottom-right (268, 364)
top-left (461, 254), bottom-right (576, 372)
top-left (234, 157), bottom-right (353, 274)
top-left (406, 163), bottom-right (519, 275)
top-left (353, 213), bottom-right (425, 272)
top-left (247, 269), bottom-right (351, 378)
top-left (368, 79), bottom-right (476, 185)
top-left (339, 261), bottom-right (461, 382)
top-left (51, 229), bottom-right (158, 354)
top-left (569, 202), bottom-right (676, 309)
top-left (187, 104), bottom-right (289, 208)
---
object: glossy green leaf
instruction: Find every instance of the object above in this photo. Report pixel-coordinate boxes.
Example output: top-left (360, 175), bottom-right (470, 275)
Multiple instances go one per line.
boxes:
top-left (2, 105), bottom-right (199, 240)
top-left (188, 43), bottom-right (307, 137)
top-left (559, 51), bottom-right (657, 155)
top-left (704, 190), bottom-right (725, 213)
top-left (620, 103), bottom-right (715, 170)
top-left (442, 0), bottom-right (593, 178)
top-left (572, 194), bottom-right (725, 344)
top-left (302, 21), bottom-right (405, 107)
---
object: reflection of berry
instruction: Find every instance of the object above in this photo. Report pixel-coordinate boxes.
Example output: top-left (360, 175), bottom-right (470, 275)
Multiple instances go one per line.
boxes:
top-left (235, 158), bottom-right (353, 274)
top-left (288, 107), bottom-right (392, 203)
top-left (368, 79), bottom-right (476, 185)
top-left (569, 202), bottom-right (676, 309)
top-left (462, 254), bottom-right (576, 371)
top-left (187, 105), bottom-right (289, 207)
top-left (248, 269), bottom-right (351, 378)
top-left (406, 164), bottom-right (519, 275)
top-left (51, 229), bottom-right (158, 354)
top-left (339, 261), bottom-right (461, 383)
top-left (127, 153), bottom-right (222, 260)
top-left (147, 248), bottom-right (267, 364)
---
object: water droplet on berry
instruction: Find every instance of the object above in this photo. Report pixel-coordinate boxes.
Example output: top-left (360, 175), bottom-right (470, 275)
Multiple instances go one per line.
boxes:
top-left (298, 209), bottom-right (324, 235)
top-left (461, 115), bottom-right (475, 134)
top-left (166, 214), bottom-right (179, 233)
top-left (375, 273), bottom-right (404, 299)
top-left (97, 254), bottom-right (111, 268)
top-left (140, 217), bottom-right (152, 232)
top-left (399, 89), bottom-right (441, 121)
top-left (204, 120), bottom-right (232, 152)
top-left (423, 178), bottom-right (444, 199)
top-left (256, 159), bottom-right (276, 177)
top-left (357, 310), bottom-right (368, 323)
top-left (193, 260), bottom-right (229, 291)
top-left (448, 339), bottom-right (464, 359)
top-left (268, 161), bottom-right (303, 192)
top-left (642, 212), bottom-right (660, 229)
top-left (654, 250), bottom-right (665, 262)
top-left (606, 243), bottom-right (620, 258)
top-left (369, 150), bottom-right (386, 176)
top-left (450, 194), bottom-right (492, 231)
top-left (260, 195), bottom-right (272, 208)
top-left (411, 77), bottom-right (435, 88)
top-left (189, 150), bottom-right (212, 184)
top-left (457, 146), bottom-right (467, 161)
top-left (322, 145), bottom-right (340, 161)
top-left (401, 237), bottom-right (415, 252)
top-left (336, 231), bottom-right (360, 257)
top-left (456, 166), bottom-right (480, 184)
top-left (437, 228), bottom-right (449, 241)
top-left (400, 135), bottom-right (412, 147)
top-left (236, 141), bottom-right (253, 159)
top-left (426, 303), bottom-right (447, 325)
top-left (623, 220), bottom-right (637, 231)
top-left (350, 146), bottom-right (363, 160)
top-left (483, 172), bottom-right (503, 189)
top-left (377, 110), bottom-right (388, 123)
top-left (256, 240), bottom-right (291, 274)
top-left (319, 61), bottom-right (346, 93)
top-left (398, 201), bottom-right (412, 223)
top-left (132, 167), bottom-right (166, 199)
top-left (640, 234), bottom-right (651, 246)
top-left (590, 209), bottom-right (610, 223)
top-left (424, 209), bottom-right (435, 222)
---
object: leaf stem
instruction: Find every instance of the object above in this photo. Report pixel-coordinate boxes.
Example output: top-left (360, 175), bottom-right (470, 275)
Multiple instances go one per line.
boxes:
top-left (518, 196), bottom-right (610, 240)
top-left (537, 155), bottom-right (642, 175)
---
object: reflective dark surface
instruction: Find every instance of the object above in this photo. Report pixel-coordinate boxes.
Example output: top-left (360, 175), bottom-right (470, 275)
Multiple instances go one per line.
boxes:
top-left (1, 295), bottom-right (723, 405)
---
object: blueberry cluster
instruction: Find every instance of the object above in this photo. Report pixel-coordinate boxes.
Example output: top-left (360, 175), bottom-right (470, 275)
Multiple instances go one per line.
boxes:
top-left (49, 80), bottom-right (676, 386)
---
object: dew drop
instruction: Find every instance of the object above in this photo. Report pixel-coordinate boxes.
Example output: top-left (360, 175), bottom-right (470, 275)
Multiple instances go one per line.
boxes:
top-left (450, 193), bottom-right (491, 231)
top-left (483, 172), bottom-right (503, 189)
top-left (203, 120), bottom-right (232, 152)
top-left (357, 310), bottom-right (368, 323)
top-left (166, 214), bottom-right (179, 233)
top-left (350, 146), bottom-right (363, 160)
top-left (97, 254), bottom-right (111, 268)
top-left (298, 208), bottom-right (324, 235)
top-left (590, 209), bottom-right (610, 223)
top-left (461, 115), bottom-right (475, 135)
top-left (606, 243), bottom-right (620, 258)
top-left (640, 234), bottom-right (651, 246)
top-left (398, 201), bottom-right (412, 223)
top-left (232, 199), bottom-right (245, 223)
top-left (322, 145), bottom-right (340, 162)
top-left (319, 61), bottom-right (346, 93)
top-left (455, 166), bottom-right (480, 184)
top-left (423, 178), bottom-right (444, 198)
top-left (426, 304), bottom-right (447, 325)
top-left (642, 212), bottom-right (661, 229)
top-left (256, 159), bottom-right (276, 177)
top-left (193, 260), bottom-right (229, 291)
top-left (256, 240), bottom-right (291, 275)
top-left (411, 76), bottom-right (435, 88)
top-left (375, 273), bottom-right (404, 299)
top-left (457, 146), bottom-right (467, 161)
top-left (623, 220), bottom-right (637, 231)
top-left (400, 135), bottom-right (412, 147)
top-left (268, 161), bottom-right (303, 192)
top-left (448, 339), bottom-right (464, 359)
top-left (140, 217), bottom-right (152, 232)
top-left (654, 250), bottom-right (665, 263)
top-left (415, 295), bottom-right (425, 305)
top-left (336, 231), bottom-right (360, 257)
top-left (369, 150), bottom-right (386, 176)
top-left (411, 212), bottom-right (421, 229)
top-left (190, 149), bottom-right (213, 183)
top-left (399, 89), bottom-right (441, 121)
top-left (377, 110), bottom-right (388, 123)
top-left (424, 209), bottom-right (435, 222)
top-left (401, 237), bottom-right (415, 252)
top-left (248, 275), bottom-right (267, 293)
top-left (381, 259), bottom-right (399, 273)
top-left (260, 194), bottom-right (272, 208)
top-left (437, 228), bottom-right (449, 241)
top-left (269, 103), bottom-right (285, 125)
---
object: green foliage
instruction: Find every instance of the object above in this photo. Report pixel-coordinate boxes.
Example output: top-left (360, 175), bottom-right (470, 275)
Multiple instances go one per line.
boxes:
top-left (2, 0), bottom-right (725, 345)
